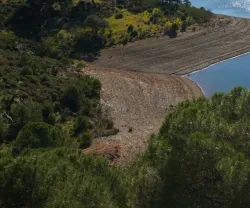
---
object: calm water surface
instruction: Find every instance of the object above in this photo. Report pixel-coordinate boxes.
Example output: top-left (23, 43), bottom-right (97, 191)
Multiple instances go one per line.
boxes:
top-left (187, 0), bottom-right (250, 97)
top-left (187, 54), bottom-right (250, 97)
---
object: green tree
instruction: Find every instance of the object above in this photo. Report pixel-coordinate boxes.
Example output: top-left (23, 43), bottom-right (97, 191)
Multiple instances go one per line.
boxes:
top-left (61, 78), bottom-right (101, 113)
top-left (143, 87), bottom-right (250, 207)
top-left (84, 15), bottom-right (109, 35)
top-left (0, 148), bottom-right (126, 208)
top-left (13, 122), bottom-right (65, 152)
top-left (79, 131), bottom-right (93, 148)
top-left (61, 84), bottom-right (83, 112)
top-left (8, 104), bottom-right (43, 141)
top-left (27, 0), bottom-right (73, 16)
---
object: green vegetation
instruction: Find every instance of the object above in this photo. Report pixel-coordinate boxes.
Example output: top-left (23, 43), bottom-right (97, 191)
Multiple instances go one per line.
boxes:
top-left (0, 148), bottom-right (126, 208)
top-left (0, 0), bottom-right (212, 59)
top-left (3, 0), bottom-right (244, 208)
top-left (2, 87), bottom-right (250, 207)
top-left (0, 29), bottom-right (116, 149)
top-left (0, 0), bottom-right (212, 146)
top-left (138, 87), bottom-right (250, 207)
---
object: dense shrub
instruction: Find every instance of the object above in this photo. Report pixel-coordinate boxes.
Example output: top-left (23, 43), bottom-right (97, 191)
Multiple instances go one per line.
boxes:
top-left (0, 148), bottom-right (127, 208)
top-left (115, 12), bottom-right (123, 19)
top-left (0, 30), bottom-right (115, 148)
top-left (42, 102), bottom-right (54, 119)
top-left (180, 22), bottom-right (187, 32)
top-left (84, 15), bottom-right (109, 34)
top-left (79, 131), bottom-right (93, 148)
top-left (152, 8), bottom-right (163, 23)
top-left (74, 116), bottom-right (90, 136)
top-left (180, 5), bottom-right (213, 23)
top-left (47, 114), bottom-right (57, 125)
top-left (136, 87), bottom-right (250, 207)
top-left (127, 25), bottom-right (134, 33)
top-left (7, 104), bottom-right (43, 141)
top-left (61, 77), bottom-right (101, 113)
top-left (0, 119), bottom-right (6, 144)
top-left (13, 122), bottom-right (65, 152)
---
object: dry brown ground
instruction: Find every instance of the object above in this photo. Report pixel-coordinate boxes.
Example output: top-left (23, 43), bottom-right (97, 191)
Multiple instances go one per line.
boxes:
top-left (93, 15), bottom-right (250, 75)
top-left (84, 66), bottom-right (202, 165)
top-left (84, 15), bottom-right (250, 164)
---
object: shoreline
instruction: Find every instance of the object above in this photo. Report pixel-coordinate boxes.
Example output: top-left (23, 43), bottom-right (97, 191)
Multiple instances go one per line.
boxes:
top-left (93, 15), bottom-right (250, 75)
top-left (183, 51), bottom-right (250, 97)
top-left (183, 51), bottom-right (250, 76)
top-left (185, 76), bottom-right (206, 97)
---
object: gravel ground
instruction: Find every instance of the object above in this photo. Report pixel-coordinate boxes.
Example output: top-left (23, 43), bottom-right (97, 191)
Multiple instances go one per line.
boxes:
top-left (84, 67), bottom-right (202, 165)
top-left (84, 15), bottom-right (250, 164)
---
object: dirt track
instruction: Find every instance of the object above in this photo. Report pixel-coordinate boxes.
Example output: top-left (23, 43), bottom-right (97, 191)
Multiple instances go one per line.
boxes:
top-left (84, 67), bottom-right (202, 164)
top-left (93, 15), bottom-right (250, 75)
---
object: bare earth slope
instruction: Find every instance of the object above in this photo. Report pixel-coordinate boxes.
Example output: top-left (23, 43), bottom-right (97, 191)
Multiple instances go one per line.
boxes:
top-left (85, 15), bottom-right (250, 164)
top-left (84, 67), bottom-right (202, 164)
top-left (93, 15), bottom-right (250, 75)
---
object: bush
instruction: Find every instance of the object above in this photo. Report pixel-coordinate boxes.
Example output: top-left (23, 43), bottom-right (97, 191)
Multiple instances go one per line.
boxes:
top-left (79, 131), bottom-right (93, 148)
top-left (47, 114), bottom-right (56, 125)
top-left (180, 22), bottom-right (187, 32)
top-left (74, 116), bottom-right (89, 136)
top-left (167, 23), bottom-right (179, 38)
top-left (0, 148), bottom-right (126, 208)
top-left (53, 101), bottom-right (61, 113)
top-left (61, 84), bottom-right (85, 112)
top-left (163, 22), bottom-right (172, 35)
top-left (115, 12), bottom-right (123, 19)
top-left (127, 25), bottom-right (134, 33)
top-left (42, 101), bottom-right (54, 119)
top-left (0, 119), bottom-right (6, 143)
top-left (61, 78), bottom-right (101, 113)
top-left (171, 23), bottom-right (179, 31)
top-left (13, 122), bottom-right (65, 152)
top-left (131, 30), bottom-right (138, 38)
top-left (20, 66), bottom-right (33, 75)
top-left (84, 15), bottom-right (109, 34)
top-left (76, 62), bottom-right (85, 72)
top-left (8, 104), bottom-right (43, 141)
top-left (152, 8), bottom-right (163, 18)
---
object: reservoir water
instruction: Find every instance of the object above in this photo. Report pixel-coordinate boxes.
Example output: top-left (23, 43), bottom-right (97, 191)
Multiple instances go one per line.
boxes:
top-left (187, 0), bottom-right (250, 97)
top-left (187, 53), bottom-right (250, 97)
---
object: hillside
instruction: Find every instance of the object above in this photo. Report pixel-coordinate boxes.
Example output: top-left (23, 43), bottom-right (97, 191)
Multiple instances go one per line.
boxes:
top-left (0, 0), bottom-right (212, 59)
top-left (0, 0), bottom-right (211, 159)
top-left (3, 0), bottom-right (250, 208)
top-left (2, 89), bottom-right (250, 207)
top-left (94, 15), bottom-right (250, 74)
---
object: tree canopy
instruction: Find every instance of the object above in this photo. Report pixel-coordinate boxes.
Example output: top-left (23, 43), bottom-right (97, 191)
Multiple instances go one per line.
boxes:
top-left (1, 88), bottom-right (250, 207)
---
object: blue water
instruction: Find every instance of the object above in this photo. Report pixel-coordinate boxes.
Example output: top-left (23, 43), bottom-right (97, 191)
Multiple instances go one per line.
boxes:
top-left (188, 53), bottom-right (250, 97)
top-left (187, 0), bottom-right (250, 97)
